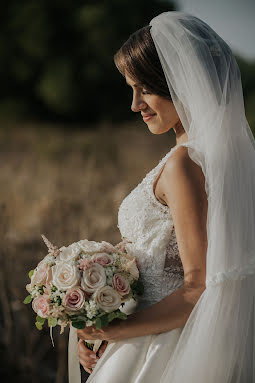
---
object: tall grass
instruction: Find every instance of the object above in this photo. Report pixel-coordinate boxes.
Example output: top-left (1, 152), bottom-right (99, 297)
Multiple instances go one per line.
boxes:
top-left (0, 122), bottom-right (175, 382)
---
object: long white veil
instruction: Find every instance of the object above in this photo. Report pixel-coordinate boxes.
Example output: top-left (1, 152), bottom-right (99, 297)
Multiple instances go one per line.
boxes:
top-left (149, 11), bottom-right (255, 383)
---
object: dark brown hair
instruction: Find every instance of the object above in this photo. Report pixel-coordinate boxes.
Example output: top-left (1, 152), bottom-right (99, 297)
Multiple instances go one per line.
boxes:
top-left (114, 25), bottom-right (172, 101)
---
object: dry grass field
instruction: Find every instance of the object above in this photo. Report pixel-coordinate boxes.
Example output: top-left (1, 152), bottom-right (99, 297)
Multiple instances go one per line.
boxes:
top-left (0, 121), bottom-right (176, 383)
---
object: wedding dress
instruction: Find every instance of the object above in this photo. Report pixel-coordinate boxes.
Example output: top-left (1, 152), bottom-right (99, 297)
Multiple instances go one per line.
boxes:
top-left (85, 142), bottom-right (189, 383)
top-left (68, 11), bottom-right (255, 382)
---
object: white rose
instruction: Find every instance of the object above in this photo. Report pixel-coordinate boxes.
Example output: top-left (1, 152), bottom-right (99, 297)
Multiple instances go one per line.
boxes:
top-left (81, 263), bottom-right (106, 293)
top-left (58, 244), bottom-right (82, 261)
top-left (94, 286), bottom-right (121, 313)
top-left (119, 297), bottom-right (138, 315)
top-left (52, 261), bottom-right (80, 290)
top-left (77, 239), bottom-right (107, 254)
top-left (38, 254), bottom-right (56, 266)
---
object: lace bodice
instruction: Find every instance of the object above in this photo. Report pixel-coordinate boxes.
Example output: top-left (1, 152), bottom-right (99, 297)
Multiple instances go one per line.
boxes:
top-left (117, 144), bottom-right (186, 312)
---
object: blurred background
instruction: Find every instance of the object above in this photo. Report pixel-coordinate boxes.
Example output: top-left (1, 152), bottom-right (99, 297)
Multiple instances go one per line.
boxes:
top-left (0, 0), bottom-right (254, 382)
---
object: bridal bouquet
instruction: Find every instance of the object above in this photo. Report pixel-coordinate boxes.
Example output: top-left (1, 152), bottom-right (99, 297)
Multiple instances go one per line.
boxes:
top-left (24, 235), bottom-right (144, 352)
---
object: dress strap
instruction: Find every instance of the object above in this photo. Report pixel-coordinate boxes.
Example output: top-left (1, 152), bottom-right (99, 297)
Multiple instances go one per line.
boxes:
top-left (161, 142), bottom-right (190, 165)
top-left (142, 143), bottom-right (190, 212)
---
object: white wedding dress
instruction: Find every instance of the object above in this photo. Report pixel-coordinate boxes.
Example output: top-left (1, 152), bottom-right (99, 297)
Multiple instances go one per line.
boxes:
top-left (86, 143), bottom-right (188, 383)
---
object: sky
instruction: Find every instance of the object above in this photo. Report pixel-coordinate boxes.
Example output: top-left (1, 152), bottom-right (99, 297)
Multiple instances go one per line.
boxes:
top-left (177, 0), bottom-right (255, 61)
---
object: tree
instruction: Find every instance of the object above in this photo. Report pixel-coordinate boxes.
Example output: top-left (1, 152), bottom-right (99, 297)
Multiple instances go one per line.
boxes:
top-left (0, 0), bottom-right (178, 124)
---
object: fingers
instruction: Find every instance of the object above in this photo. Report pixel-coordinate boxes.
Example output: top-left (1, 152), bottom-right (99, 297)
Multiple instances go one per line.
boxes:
top-left (78, 339), bottom-right (100, 373)
top-left (77, 328), bottom-right (92, 340)
top-left (77, 326), bottom-right (104, 341)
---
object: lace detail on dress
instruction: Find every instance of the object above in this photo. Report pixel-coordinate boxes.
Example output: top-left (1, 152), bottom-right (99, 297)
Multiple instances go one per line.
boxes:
top-left (117, 144), bottom-right (187, 312)
top-left (206, 258), bottom-right (255, 286)
top-left (164, 226), bottom-right (184, 278)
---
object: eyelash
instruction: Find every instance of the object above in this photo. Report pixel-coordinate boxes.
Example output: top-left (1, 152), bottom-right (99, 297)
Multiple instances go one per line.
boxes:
top-left (127, 85), bottom-right (150, 95)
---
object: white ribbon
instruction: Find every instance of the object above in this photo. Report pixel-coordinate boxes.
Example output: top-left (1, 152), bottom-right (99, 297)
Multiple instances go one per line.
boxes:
top-left (68, 325), bottom-right (81, 383)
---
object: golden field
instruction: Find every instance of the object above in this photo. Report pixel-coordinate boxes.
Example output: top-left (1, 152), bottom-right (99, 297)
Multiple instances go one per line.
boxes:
top-left (0, 121), bottom-right (176, 383)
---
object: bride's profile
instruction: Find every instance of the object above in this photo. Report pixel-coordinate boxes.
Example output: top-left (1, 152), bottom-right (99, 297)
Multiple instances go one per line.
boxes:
top-left (70, 11), bottom-right (255, 383)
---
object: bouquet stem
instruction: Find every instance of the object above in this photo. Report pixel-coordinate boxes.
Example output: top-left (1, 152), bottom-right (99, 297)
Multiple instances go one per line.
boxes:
top-left (84, 339), bottom-right (103, 354)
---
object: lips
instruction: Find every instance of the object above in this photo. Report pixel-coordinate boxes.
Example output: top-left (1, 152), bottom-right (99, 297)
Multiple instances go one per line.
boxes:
top-left (142, 113), bottom-right (156, 117)
top-left (142, 113), bottom-right (156, 121)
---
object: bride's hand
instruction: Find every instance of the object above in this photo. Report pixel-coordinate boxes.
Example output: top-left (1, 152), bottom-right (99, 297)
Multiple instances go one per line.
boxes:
top-left (78, 339), bottom-right (108, 374)
top-left (77, 319), bottom-right (124, 342)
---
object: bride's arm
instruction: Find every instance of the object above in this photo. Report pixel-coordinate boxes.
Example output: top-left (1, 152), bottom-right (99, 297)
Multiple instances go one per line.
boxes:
top-left (78, 147), bottom-right (208, 341)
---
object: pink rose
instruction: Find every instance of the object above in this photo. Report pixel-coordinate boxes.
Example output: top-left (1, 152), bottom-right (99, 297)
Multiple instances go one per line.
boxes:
top-left (63, 287), bottom-right (86, 311)
top-left (31, 264), bottom-right (53, 288)
top-left (92, 253), bottom-right (114, 266)
top-left (78, 258), bottom-right (94, 271)
top-left (32, 295), bottom-right (50, 318)
top-left (112, 273), bottom-right (130, 296)
top-left (101, 241), bottom-right (117, 254)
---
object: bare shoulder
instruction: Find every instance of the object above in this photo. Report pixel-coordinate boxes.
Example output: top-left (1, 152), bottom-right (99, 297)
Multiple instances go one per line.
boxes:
top-left (161, 145), bottom-right (207, 205)
top-left (160, 145), bottom-right (208, 289)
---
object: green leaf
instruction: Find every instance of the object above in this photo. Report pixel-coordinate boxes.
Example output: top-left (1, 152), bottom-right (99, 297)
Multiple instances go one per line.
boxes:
top-left (95, 317), bottom-right (102, 329)
top-left (121, 313), bottom-right (128, 320)
top-left (107, 312), bottom-right (117, 323)
top-left (116, 311), bottom-right (127, 320)
top-left (23, 295), bottom-right (32, 304)
top-left (36, 315), bottom-right (45, 324)
top-left (48, 317), bottom-right (58, 327)
top-left (107, 311), bottom-right (116, 321)
top-left (72, 320), bottom-right (86, 329)
top-left (131, 280), bottom-right (144, 296)
top-left (97, 311), bottom-right (108, 318)
top-left (69, 315), bottom-right (87, 322)
top-left (35, 321), bottom-right (43, 330)
top-left (100, 314), bottom-right (109, 327)
top-left (28, 269), bottom-right (34, 279)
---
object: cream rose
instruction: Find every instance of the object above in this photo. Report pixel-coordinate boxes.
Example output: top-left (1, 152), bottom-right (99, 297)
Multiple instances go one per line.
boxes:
top-left (78, 239), bottom-right (107, 254)
top-left (92, 253), bottom-right (114, 266)
top-left (123, 258), bottom-right (139, 280)
top-left (112, 273), bottom-right (130, 296)
top-left (52, 261), bottom-right (80, 290)
top-left (31, 264), bottom-right (53, 288)
top-left (58, 244), bottom-right (82, 261)
top-left (81, 264), bottom-right (106, 293)
top-left (32, 294), bottom-right (50, 318)
top-left (63, 286), bottom-right (86, 311)
top-left (94, 285), bottom-right (121, 312)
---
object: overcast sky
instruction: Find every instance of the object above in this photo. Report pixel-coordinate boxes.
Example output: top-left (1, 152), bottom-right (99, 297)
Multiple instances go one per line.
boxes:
top-left (177, 0), bottom-right (255, 61)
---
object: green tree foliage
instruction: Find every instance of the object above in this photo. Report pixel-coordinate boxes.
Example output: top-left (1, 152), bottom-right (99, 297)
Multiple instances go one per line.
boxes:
top-left (0, 1), bottom-right (254, 128)
top-left (0, 0), bottom-right (178, 124)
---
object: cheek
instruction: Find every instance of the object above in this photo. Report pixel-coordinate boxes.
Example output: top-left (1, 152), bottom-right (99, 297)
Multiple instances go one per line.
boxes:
top-left (161, 105), bottom-right (178, 122)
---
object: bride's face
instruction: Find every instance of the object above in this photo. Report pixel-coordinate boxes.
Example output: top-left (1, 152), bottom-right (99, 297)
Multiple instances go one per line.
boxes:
top-left (125, 74), bottom-right (180, 134)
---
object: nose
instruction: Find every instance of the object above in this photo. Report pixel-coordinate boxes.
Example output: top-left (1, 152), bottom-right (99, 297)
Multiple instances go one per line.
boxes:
top-left (131, 93), bottom-right (147, 113)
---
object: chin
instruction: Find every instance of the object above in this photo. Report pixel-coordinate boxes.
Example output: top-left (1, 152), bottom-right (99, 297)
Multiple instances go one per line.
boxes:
top-left (147, 127), bottom-right (160, 135)
top-left (148, 125), bottom-right (168, 135)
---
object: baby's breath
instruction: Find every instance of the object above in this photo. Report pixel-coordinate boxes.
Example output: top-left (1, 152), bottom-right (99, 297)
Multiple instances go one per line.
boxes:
top-left (84, 300), bottom-right (99, 319)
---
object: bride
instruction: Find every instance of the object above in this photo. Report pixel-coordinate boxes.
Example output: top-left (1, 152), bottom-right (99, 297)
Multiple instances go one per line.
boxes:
top-left (73, 11), bottom-right (255, 383)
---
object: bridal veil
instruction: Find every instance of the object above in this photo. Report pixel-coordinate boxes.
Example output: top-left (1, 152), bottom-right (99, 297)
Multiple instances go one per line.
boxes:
top-left (149, 11), bottom-right (255, 383)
